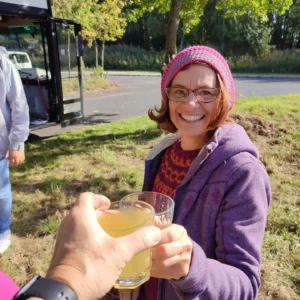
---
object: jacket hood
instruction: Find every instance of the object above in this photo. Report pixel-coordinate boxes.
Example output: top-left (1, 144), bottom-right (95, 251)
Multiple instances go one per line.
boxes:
top-left (210, 123), bottom-right (259, 161)
top-left (146, 123), bottom-right (260, 188)
top-left (146, 123), bottom-right (259, 163)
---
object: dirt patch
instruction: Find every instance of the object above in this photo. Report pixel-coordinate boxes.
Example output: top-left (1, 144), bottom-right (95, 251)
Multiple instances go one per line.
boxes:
top-left (231, 113), bottom-right (280, 138)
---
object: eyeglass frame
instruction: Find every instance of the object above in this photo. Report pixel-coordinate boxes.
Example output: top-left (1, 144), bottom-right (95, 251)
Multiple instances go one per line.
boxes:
top-left (165, 86), bottom-right (221, 103)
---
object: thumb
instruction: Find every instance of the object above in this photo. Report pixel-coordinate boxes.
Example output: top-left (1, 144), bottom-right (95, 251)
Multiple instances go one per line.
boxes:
top-left (76, 192), bottom-right (111, 210)
top-left (116, 226), bottom-right (162, 258)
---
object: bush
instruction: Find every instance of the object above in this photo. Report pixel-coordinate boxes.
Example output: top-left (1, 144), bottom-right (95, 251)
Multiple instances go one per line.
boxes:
top-left (92, 66), bottom-right (103, 78)
top-left (80, 43), bottom-right (300, 74)
top-left (83, 43), bottom-right (164, 71)
top-left (229, 49), bottom-right (300, 73)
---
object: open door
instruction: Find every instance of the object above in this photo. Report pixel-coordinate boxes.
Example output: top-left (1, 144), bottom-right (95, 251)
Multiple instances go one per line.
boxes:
top-left (48, 19), bottom-right (84, 127)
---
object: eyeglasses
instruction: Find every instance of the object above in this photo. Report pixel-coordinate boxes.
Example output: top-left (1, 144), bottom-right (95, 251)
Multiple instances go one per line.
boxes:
top-left (165, 87), bottom-right (220, 103)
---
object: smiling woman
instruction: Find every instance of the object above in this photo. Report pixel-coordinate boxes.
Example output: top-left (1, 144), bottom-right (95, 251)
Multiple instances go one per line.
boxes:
top-left (167, 63), bottom-right (231, 150)
top-left (119, 46), bottom-right (272, 300)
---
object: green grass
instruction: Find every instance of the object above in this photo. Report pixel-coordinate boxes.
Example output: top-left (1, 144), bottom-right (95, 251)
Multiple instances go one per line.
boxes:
top-left (62, 76), bottom-right (118, 96)
top-left (0, 95), bottom-right (299, 299)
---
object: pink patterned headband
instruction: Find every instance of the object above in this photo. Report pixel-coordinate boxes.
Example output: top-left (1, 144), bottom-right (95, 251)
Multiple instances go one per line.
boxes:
top-left (161, 46), bottom-right (236, 110)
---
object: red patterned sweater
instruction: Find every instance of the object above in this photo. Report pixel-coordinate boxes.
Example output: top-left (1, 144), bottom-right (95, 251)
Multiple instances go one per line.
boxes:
top-left (142, 140), bottom-right (199, 300)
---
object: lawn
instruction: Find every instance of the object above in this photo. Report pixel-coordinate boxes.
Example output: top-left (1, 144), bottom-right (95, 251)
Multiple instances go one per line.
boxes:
top-left (0, 94), bottom-right (299, 299)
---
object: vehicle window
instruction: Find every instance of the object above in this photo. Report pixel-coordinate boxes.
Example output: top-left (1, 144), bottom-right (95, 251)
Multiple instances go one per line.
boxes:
top-left (9, 54), bottom-right (29, 63)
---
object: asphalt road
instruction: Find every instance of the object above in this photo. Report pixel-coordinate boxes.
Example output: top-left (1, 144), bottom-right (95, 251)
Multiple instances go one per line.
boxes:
top-left (32, 75), bottom-right (300, 137)
top-left (82, 75), bottom-right (300, 123)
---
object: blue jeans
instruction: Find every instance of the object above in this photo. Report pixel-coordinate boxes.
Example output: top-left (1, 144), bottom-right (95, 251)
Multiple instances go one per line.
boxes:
top-left (0, 158), bottom-right (12, 234)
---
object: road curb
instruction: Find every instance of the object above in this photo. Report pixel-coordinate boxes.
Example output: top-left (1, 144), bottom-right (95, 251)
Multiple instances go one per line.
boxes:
top-left (233, 74), bottom-right (300, 79)
top-left (105, 71), bottom-right (300, 80)
top-left (106, 72), bottom-right (160, 77)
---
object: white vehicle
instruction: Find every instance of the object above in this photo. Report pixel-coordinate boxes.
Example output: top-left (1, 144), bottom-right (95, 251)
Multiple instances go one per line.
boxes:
top-left (8, 51), bottom-right (32, 70)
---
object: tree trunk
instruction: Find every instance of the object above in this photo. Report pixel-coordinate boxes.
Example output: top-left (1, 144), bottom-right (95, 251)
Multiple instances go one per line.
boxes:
top-left (95, 41), bottom-right (99, 68)
top-left (164, 0), bottom-right (182, 63)
top-left (179, 32), bottom-right (184, 52)
top-left (219, 18), bottom-right (225, 52)
top-left (101, 41), bottom-right (105, 78)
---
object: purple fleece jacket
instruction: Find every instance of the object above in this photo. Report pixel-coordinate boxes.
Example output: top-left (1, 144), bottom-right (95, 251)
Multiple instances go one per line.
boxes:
top-left (140, 123), bottom-right (271, 300)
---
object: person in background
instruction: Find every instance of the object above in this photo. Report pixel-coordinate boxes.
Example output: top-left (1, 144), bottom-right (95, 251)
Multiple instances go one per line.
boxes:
top-left (0, 192), bottom-right (162, 300)
top-left (0, 46), bottom-right (29, 254)
top-left (120, 45), bottom-right (271, 300)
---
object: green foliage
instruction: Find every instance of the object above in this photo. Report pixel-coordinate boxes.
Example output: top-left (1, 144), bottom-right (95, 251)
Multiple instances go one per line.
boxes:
top-left (228, 49), bottom-right (300, 73)
top-left (51, 0), bottom-right (128, 45)
top-left (51, 0), bottom-right (96, 43)
top-left (83, 43), bottom-right (300, 74)
top-left (243, 18), bottom-right (273, 56)
top-left (272, 0), bottom-right (300, 49)
top-left (88, 0), bottom-right (128, 44)
top-left (216, 0), bottom-right (293, 20)
top-left (83, 44), bottom-right (164, 70)
top-left (132, 0), bottom-right (208, 34)
top-left (180, 0), bottom-right (208, 33)
top-left (92, 66), bottom-right (104, 78)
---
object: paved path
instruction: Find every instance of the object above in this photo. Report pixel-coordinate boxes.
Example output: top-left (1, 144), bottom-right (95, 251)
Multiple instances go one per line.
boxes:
top-left (30, 73), bottom-right (300, 138)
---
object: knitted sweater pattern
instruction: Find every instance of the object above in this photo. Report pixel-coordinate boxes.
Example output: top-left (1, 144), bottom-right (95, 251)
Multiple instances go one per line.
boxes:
top-left (152, 140), bottom-right (199, 199)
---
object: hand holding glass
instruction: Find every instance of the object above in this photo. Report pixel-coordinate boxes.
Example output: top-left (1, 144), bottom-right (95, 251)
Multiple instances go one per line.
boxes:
top-left (97, 200), bottom-right (154, 289)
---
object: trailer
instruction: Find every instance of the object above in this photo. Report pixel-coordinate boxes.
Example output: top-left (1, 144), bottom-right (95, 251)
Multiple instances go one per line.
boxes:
top-left (0, 0), bottom-right (84, 130)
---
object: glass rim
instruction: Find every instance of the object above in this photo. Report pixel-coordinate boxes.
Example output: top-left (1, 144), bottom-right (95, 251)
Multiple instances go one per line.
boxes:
top-left (120, 191), bottom-right (175, 215)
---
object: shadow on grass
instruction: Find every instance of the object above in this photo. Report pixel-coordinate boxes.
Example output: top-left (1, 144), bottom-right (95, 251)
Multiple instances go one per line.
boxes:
top-left (11, 176), bottom-right (137, 237)
top-left (19, 127), bottom-right (162, 173)
top-left (11, 125), bottom-right (162, 237)
top-left (82, 113), bottom-right (118, 125)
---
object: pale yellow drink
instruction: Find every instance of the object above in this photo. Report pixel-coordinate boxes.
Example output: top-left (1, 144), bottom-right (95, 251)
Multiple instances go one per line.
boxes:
top-left (97, 203), bottom-right (154, 289)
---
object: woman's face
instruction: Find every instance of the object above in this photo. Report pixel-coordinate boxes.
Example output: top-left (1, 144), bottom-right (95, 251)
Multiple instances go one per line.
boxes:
top-left (168, 64), bottom-right (219, 150)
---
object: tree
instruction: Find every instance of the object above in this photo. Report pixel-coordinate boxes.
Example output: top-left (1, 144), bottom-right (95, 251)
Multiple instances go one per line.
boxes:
top-left (120, 10), bottom-right (168, 51)
top-left (272, 0), bottom-right (300, 49)
top-left (51, 0), bottom-right (96, 74)
top-left (130, 0), bottom-right (207, 62)
top-left (132, 0), bottom-right (293, 62)
top-left (51, 0), bottom-right (129, 72)
top-left (89, 1), bottom-right (128, 72)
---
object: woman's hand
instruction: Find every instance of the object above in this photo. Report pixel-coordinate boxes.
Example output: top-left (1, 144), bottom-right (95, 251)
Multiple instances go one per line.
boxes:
top-left (151, 224), bottom-right (193, 280)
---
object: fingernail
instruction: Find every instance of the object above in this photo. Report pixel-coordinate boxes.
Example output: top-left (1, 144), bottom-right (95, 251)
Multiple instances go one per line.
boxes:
top-left (146, 226), bottom-right (162, 244)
